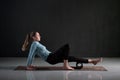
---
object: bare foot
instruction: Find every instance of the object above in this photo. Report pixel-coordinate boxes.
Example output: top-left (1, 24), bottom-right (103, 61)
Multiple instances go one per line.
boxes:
top-left (63, 66), bottom-right (74, 70)
top-left (92, 57), bottom-right (102, 65)
top-left (26, 66), bottom-right (35, 70)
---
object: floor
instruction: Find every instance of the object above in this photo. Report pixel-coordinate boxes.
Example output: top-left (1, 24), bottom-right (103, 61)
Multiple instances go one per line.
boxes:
top-left (0, 57), bottom-right (120, 80)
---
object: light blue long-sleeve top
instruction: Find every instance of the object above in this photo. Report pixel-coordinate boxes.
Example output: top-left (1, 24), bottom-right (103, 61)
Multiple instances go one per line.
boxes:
top-left (27, 41), bottom-right (51, 66)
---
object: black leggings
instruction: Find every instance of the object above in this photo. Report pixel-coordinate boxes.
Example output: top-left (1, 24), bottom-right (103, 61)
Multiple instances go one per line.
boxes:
top-left (46, 44), bottom-right (88, 65)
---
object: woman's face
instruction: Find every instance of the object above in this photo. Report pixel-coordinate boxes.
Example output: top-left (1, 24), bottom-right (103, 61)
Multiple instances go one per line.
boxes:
top-left (33, 32), bottom-right (41, 41)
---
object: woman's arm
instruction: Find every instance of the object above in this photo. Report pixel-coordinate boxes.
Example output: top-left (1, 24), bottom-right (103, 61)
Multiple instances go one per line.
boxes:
top-left (26, 42), bottom-right (37, 66)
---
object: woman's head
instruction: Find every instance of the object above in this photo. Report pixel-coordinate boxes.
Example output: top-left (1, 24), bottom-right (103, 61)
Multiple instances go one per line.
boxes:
top-left (32, 32), bottom-right (41, 41)
top-left (22, 31), bottom-right (41, 51)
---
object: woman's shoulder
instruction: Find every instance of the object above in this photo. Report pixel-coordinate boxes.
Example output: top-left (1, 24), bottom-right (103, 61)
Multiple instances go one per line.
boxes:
top-left (32, 41), bottom-right (44, 48)
top-left (32, 41), bottom-right (40, 45)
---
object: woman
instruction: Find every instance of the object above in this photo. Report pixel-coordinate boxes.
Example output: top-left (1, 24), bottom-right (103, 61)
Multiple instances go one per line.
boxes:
top-left (22, 32), bottom-right (102, 70)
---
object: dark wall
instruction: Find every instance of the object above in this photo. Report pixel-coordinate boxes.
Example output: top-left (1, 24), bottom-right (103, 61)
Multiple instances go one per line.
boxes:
top-left (0, 0), bottom-right (120, 57)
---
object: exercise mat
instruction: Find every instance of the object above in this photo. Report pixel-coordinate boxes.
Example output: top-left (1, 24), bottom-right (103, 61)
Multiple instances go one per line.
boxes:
top-left (15, 66), bottom-right (107, 71)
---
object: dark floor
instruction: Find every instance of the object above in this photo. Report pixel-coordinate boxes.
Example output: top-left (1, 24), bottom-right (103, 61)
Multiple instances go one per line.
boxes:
top-left (0, 57), bottom-right (120, 80)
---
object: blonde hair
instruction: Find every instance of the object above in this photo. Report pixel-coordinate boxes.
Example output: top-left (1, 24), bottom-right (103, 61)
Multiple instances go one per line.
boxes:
top-left (22, 32), bottom-right (36, 51)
